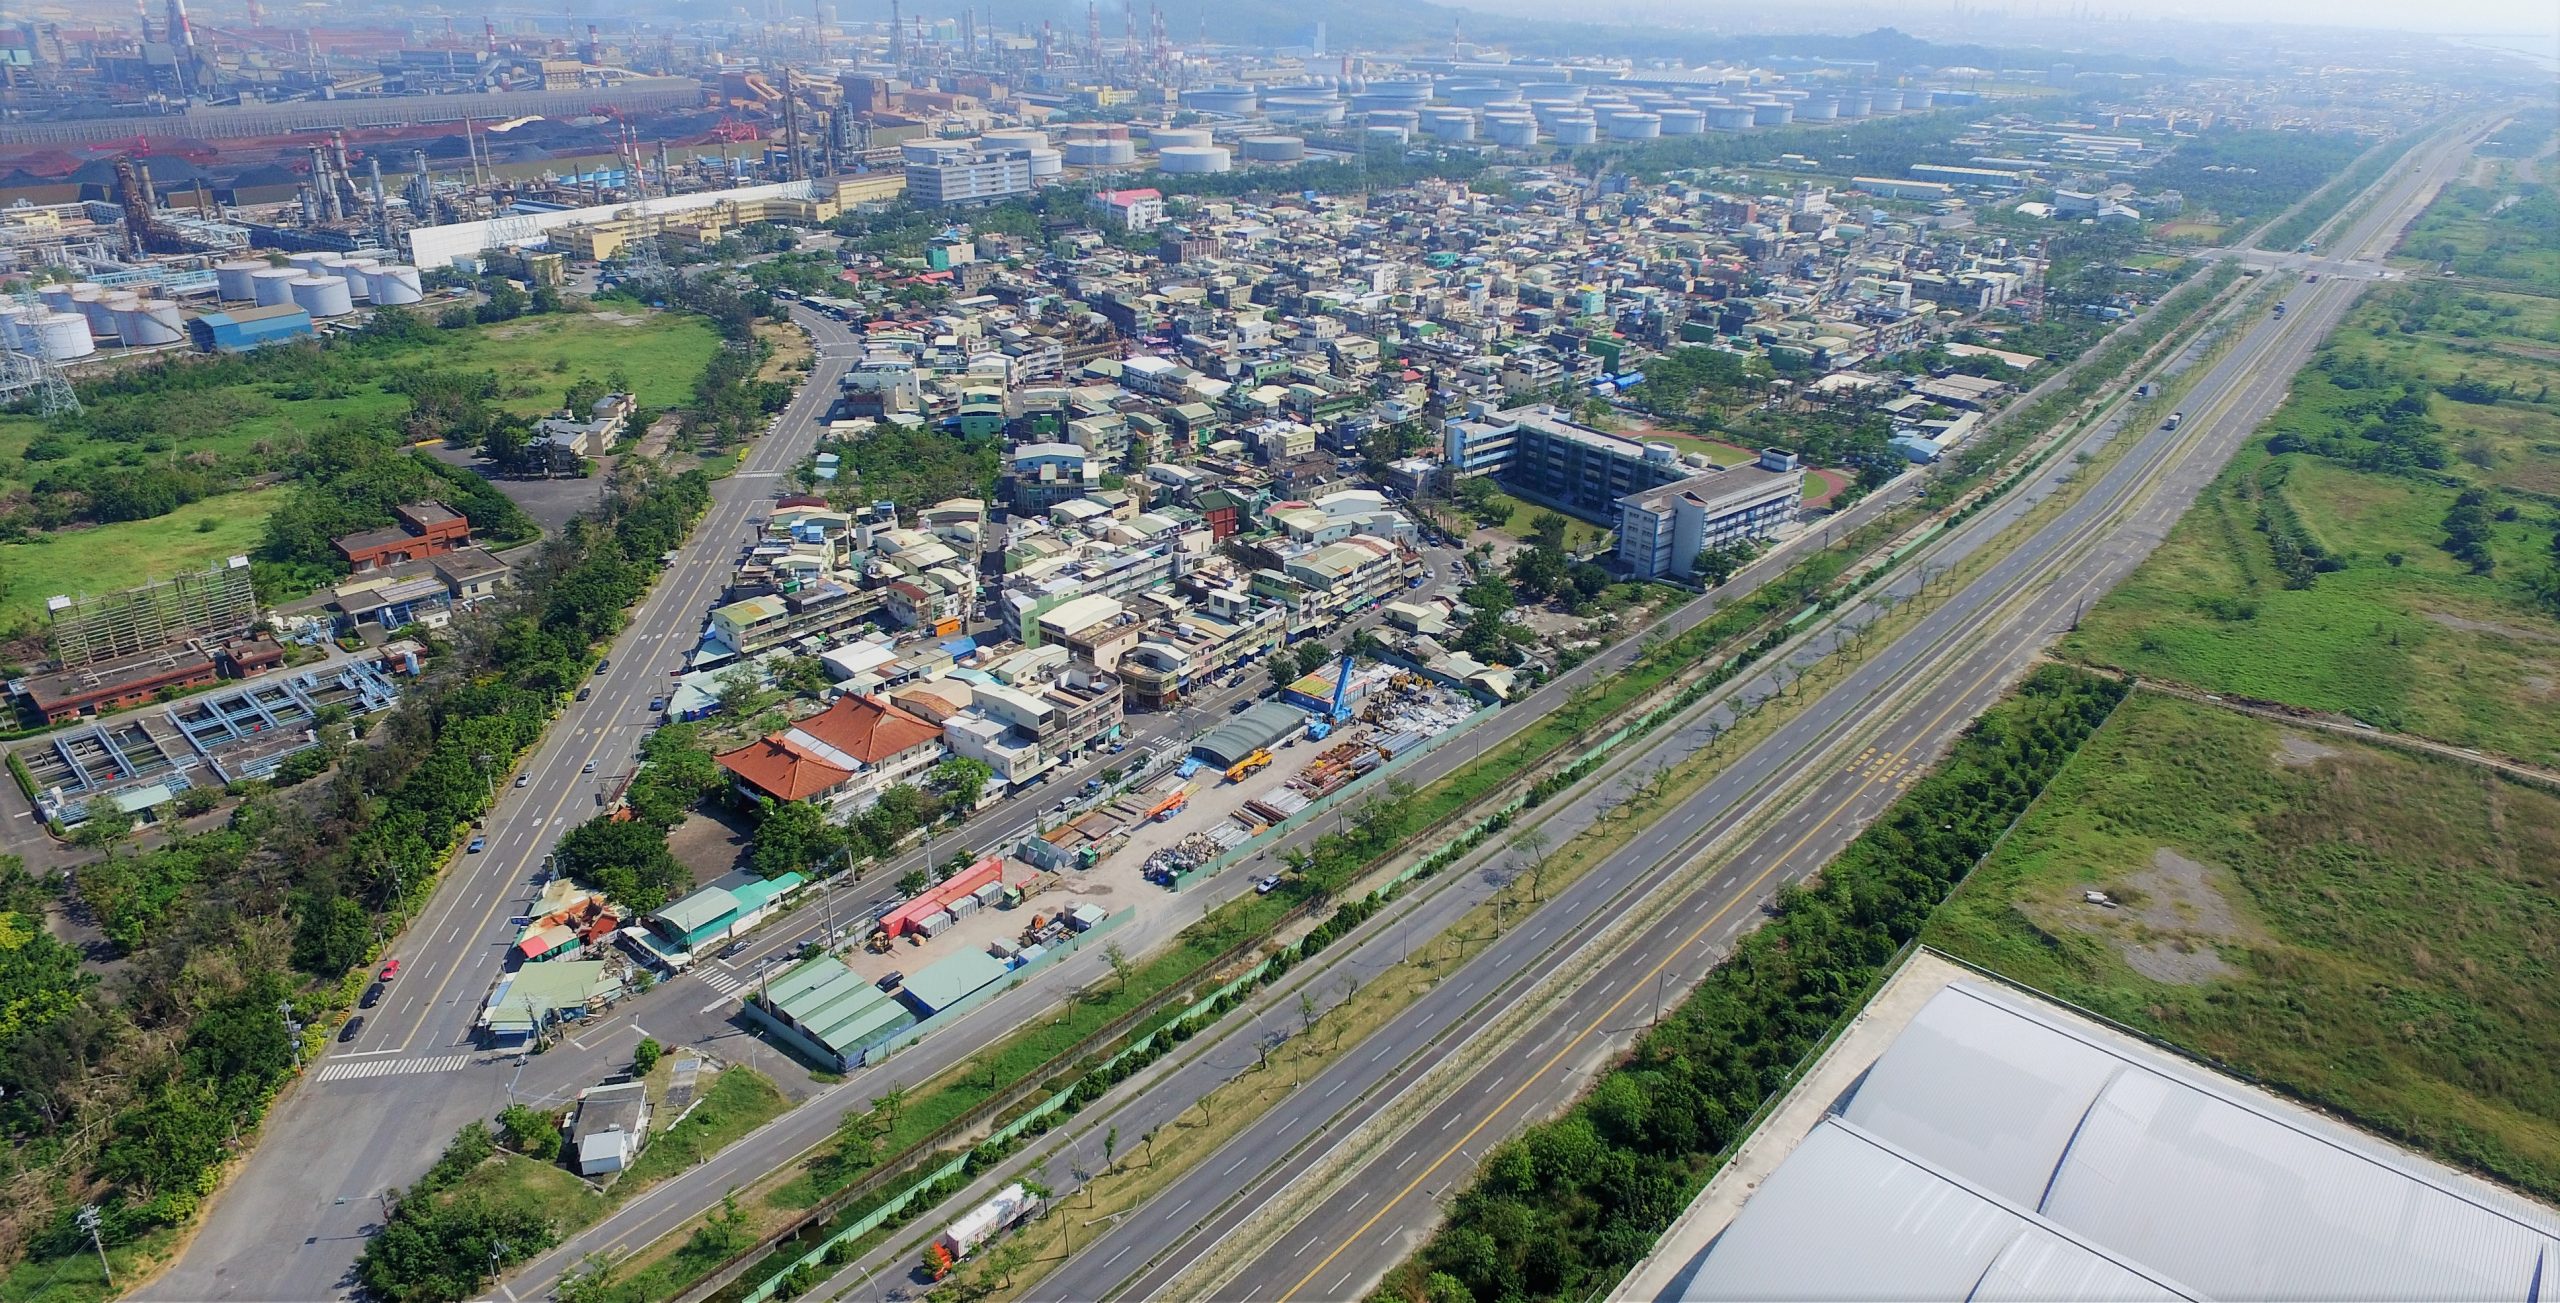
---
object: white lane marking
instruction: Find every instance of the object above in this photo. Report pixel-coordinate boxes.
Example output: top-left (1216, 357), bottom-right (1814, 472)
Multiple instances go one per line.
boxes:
top-left (315, 1053), bottom-right (472, 1082)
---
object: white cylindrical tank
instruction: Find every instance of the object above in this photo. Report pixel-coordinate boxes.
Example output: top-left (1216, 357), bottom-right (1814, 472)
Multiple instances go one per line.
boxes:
top-left (367, 264), bottom-right (426, 305)
top-left (289, 274), bottom-right (354, 318)
top-left (1871, 87), bottom-right (1904, 112)
top-left (981, 128), bottom-right (1048, 151)
top-left (1486, 116), bottom-right (1539, 148)
top-left (1364, 79), bottom-right (1432, 105)
top-left (1423, 109), bottom-right (1477, 141)
top-left (337, 258), bottom-right (380, 300)
top-left (1796, 95), bottom-right (1838, 122)
top-left (38, 283), bottom-right (75, 314)
top-left (215, 259), bottom-right (267, 301)
top-left (1444, 82), bottom-right (1520, 108)
top-left (1520, 83), bottom-right (1585, 105)
top-left (1552, 115), bottom-right (1598, 145)
top-left (1660, 108), bottom-right (1706, 135)
top-left (101, 293), bottom-right (143, 339)
top-left (1148, 126), bottom-right (1213, 150)
top-left (1241, 135), bottom-right (1306, 162)
top-left (1062, 139), bottom-right (1137, 166)
top-left (1708, 104), bottom-right (1754, 131)
top-left (1367, 109), bottom-right (1420, 130)
top-left (1028, 148), bottom-right (1063, 177)
top-left (119, 299), bottom-right (185, 346)
top-left (1903, 88), bottom-right (1934, 110)
top-left (1157, 145), bottom-right (1231, 174)
top-left (1839, 90), bottom-right (1873, 117)
top-left (286, 251), bottom-right (334, 274)
top-left (1364, 124), bottom-right (1410, 145)
top-left (1263, 96), bottom-right (1346, 124)
top-left (1182, 86), bottom-right (1259, 114)
top-left (1752, 102), bottom-right (1793, 126)
top-left (251, 266), bottom-right (302, 307)
top-left (29, 310), bottom-right (95, 361)
top-left (72, 288), bottom-right (115, 338)
top-left (1606, 111), bottom-right (1662, 140)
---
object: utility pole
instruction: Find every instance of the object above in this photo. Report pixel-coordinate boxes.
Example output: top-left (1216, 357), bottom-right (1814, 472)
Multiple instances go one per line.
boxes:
top-left (77, 1206), bottom-right (110, 1288)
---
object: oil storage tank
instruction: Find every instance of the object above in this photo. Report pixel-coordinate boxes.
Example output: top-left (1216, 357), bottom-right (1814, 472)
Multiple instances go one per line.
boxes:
top-left (250, 266), bottom-right (303, 307)
top-left (1063, 138), bottom-right (1137, 166)
top-left (1660, 108), bottom-right (1706, 134)
top-left (1605, 111), bottom-right (1662, 140)
top-left (1485, 115), bottom-right (1540, 147)
top-left (1422, 108), bottom-right (1478, 141)
top-left (118, 299), bottom-right (185, 347)
top-left (1552, 115), bottom-right (1599, 145)
top-left (1707, 104), bottom-right (1754, 131)
top-left (214, 259), bottom-right (267, 302)
top-left (1157, 145), bottom-right (1232, 174)
top-left (1182, 86), bottom-right (1259, 114)
top-left (981, 128), bottom-right (1048, 152)
top-left (1263, 96), bottom-right (1346, 124)
top-left (1870, 87), bottom-right (1905, 112)
top-left (367, 265), bottom-right (426, 305)
top-left (289, 274), bottom-right (355, 319)
top-left (1148, 126), bottom-right (1213, 150)
top-left (28, 310), bottom-right (96, 361)
top-left (1241, 135), bottom-right (1306, 162)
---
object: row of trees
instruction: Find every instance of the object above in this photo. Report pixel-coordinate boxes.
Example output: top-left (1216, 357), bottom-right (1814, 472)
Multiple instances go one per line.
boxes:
top-left (1386, 665), bottom-right (2129, 1303)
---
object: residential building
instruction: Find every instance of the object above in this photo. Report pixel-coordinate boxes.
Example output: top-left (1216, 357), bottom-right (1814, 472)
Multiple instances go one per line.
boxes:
top-left (333, 502), bottom-right (470, 572)
top-left (713, 695), bottom-right (947, 809)
top-left (1089, 187), bottom-right (1166, 232)
top-left (906, 142), bottom-right (1034, 207)
top-left (571, 1079), bottom-right (651, 1176)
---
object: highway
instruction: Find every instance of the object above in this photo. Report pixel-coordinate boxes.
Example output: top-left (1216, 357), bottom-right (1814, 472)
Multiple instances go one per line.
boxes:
top-left (1013, 123), bottom-right (2483, 1303)
top-left (137, 304), bottom-right (869, 1302)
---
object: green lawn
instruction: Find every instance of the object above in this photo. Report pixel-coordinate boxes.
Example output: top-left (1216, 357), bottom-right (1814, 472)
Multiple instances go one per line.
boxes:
top-left (1928, 692), bottom-right (2560, 1205)
top-left (421, 311), bottom-right (719, 416)
top-left (1481, 488), bottom-right (1612, 554)
top-left (0, 485), bottom-right (293, 632)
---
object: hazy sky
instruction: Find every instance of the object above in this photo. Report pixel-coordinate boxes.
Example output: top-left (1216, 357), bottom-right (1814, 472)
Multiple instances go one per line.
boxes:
top-left (2029, 0), bottom-right (2557, 36)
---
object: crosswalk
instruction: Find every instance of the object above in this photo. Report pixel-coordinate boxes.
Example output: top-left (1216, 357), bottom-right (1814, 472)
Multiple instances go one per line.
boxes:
top-left (699, 967), bottom-right (746, 997)
top-left (315, 1053), bottom-right (473, 1083)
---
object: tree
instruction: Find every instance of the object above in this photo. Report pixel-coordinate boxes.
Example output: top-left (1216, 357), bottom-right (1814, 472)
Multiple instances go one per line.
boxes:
top-left (929, 756), bottom-right (993, 812)
top-left (563, 377), bottom-right (608, 417)
top-left (1103, 940), bottom-right (1132, 994)
top-left (498, 1104), bottom-right (562, 1161)
top-left (1529, 511), bottom-right (1570, 551)
top-left (1103, 1125), bottom-right (1119, 1173)
top-left (714, 666), bottom-right (772, 717)
top-left (750, 798), bottom-right (839, 878)
top-left (632, 1037), bottom-right (662, 1073)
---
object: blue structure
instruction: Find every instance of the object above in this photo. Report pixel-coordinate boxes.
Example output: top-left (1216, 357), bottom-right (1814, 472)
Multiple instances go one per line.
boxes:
top-left (188, 304), bottom-right (314, 352)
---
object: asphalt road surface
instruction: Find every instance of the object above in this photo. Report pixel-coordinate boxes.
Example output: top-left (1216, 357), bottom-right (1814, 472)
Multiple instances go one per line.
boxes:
top-left (1022, 122), bottom-right (2482, 1303)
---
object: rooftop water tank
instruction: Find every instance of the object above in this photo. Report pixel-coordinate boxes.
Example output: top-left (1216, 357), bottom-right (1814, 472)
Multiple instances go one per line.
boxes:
top-left (28, 310), bottom-right (95, 361)
top-left (119, 299), bottom-right (184, 347)
top-left (1063, 139), bottom-right (1138, 166)
top-left (214, 259), bottom-right (267, 302)
top-left (1157, 145), bottom-right (1232, 174)
top-left (368, 264), bottom-right (426, 305)
top-left (250, 266), bottom-right (303, 307)
top-left (1241, 135), bottom-right (1306, 162)
top-left (1148, 126), bottom-right (1213, 150)
top-left (1643, 442), bottom-right (1677, 464)
top-left (289, 274), bottom-right (355, 318)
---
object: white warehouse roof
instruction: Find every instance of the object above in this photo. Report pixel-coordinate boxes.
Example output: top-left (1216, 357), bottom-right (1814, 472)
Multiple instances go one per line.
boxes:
top-left (1669, 980), bottom-right (2560, 1302)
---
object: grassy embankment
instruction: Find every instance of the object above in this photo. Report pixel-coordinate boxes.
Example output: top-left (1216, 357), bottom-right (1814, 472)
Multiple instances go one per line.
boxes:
top-left (2063, 285), bottom-right (2560, 763)
top-left (1929, 691), bottom-right (2560, 1203)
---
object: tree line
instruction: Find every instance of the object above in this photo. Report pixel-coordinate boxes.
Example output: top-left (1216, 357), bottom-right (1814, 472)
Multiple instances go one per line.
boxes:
top-left (1380, 665), bottom-right (2129, 1303)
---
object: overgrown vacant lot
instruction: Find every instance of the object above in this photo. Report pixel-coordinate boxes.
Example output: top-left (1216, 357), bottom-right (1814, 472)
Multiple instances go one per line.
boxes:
top-left (1928, 692), bottom-right (2560, 1205)
top-left (2063, 288), bottom-right (2560, 763)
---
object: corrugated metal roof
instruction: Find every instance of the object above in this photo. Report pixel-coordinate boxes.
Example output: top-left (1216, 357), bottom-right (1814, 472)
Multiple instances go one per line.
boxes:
top-left (1675, 981), bottom-right (2560, 1302)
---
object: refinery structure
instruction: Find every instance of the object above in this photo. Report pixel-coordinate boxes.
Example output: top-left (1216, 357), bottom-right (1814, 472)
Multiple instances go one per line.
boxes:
top-left (0, 0), bottom-right (1978, 376)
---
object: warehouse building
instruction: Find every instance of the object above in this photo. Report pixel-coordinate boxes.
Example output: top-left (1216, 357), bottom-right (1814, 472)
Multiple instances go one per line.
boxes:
top-left (745, 955), bottom-right (916, 1070)
top-left (188, 303), bottom-right (313, 352)
top-left (1634, 957), bottom-right (2560, 1301)
top-left (1191, 700), bottom-right (1307, 769)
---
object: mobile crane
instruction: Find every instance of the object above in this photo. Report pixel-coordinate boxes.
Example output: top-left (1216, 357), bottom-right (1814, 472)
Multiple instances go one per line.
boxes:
top-left (1306, 654), bottom-right (1357, 741)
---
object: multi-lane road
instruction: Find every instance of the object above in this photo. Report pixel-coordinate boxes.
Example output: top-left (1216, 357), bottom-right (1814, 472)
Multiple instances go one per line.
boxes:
top-left (137, 304), bottom-right (869, 1301)
top-left (1014, 122), bottom-right (2487, 1303)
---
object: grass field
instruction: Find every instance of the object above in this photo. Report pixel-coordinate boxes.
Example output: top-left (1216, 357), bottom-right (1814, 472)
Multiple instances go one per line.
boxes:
top-left (1480, 487), bottom-right (1613, 554)
top-left (1928, 691), bottom-right (2560, 1205)
top-left (2396, 160), bottom-right (2560, 293)
top-left (0, 486), bottom-right (293, 631)
top-left (2062, 288), bottom-right (2560, 763)
top-left (618, 1064), bottom-right (791, 1188)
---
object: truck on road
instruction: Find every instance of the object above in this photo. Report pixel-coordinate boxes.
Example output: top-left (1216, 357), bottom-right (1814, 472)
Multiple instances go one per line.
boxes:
top-left (2163, 411), bottom-right (2186, 431)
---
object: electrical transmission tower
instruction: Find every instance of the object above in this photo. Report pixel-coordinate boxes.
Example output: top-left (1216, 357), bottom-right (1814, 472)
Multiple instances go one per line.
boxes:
top-left (0, 347), bottom-right (80, 417)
